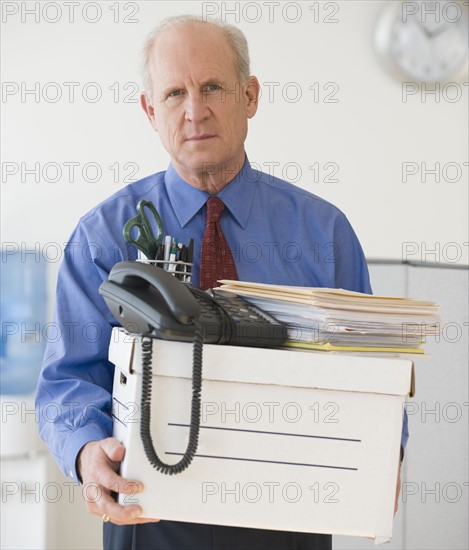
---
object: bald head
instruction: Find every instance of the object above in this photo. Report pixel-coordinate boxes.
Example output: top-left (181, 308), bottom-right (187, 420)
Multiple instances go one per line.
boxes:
top-left (141, 16), bottom-right (250, 94)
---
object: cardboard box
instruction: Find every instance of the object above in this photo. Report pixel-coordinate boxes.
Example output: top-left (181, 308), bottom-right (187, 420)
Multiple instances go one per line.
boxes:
top-left (110, 328), bottom-right (414, 543)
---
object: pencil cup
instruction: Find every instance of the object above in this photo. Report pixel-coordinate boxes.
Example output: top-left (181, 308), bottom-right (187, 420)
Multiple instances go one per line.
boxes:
top-left (137, 259), bottom-right (193, 284)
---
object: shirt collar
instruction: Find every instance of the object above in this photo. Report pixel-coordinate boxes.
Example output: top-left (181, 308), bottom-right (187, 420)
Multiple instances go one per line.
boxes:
top-left (165, 155), bottom-right (257, 229)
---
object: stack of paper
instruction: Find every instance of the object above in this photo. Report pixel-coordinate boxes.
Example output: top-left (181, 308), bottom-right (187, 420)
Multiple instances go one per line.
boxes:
top-left (218, 281), bottom-right (440, 354)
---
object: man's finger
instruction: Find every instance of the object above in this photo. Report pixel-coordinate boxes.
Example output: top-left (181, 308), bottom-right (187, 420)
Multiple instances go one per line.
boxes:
top-left (100, 437), bottom-right (126, 463)
top-left (99, 495), bottom-right (143, 523)
top-left (96, 468), bottom-right (144, 495)
top-left (109, 517), bottom-right (161, 526)
top-left (84, 485), bottom-right (143, 521)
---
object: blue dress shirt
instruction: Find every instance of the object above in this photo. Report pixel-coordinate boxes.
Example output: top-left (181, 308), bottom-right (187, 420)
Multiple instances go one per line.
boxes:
top-left (36, 158), bottom-right (407, 481)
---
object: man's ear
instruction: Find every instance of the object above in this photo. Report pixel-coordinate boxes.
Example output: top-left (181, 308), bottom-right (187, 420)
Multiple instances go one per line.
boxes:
top-left (245, 76), bottom-right (260, 119)
top-left (140, 92), bottom-right (158, 132)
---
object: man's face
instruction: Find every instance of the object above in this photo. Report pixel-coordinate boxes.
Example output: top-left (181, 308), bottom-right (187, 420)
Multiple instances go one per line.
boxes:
top-left (142, 23), bottom-right (259, 187)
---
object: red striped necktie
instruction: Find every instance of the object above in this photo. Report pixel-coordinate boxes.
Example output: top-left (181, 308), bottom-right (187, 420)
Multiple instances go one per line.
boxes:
top-left (199, 197), bottom-right (239, 290)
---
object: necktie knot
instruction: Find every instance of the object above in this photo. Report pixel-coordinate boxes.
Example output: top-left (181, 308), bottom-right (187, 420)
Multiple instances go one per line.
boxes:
top-left (205, 197), bottom-right (225, 224)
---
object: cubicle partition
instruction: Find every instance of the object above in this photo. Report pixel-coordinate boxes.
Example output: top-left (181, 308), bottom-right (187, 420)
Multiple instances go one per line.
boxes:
top-left (335, 261), bottom-right (469, 550)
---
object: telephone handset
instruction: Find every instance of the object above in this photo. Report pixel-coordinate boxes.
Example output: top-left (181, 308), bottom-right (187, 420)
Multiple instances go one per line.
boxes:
top-left (99, 261), bottom-right (287, 347)
top-left (99, 262), bottom-right (287, 476)
top-left (99, 261), bottom-right (200, 340)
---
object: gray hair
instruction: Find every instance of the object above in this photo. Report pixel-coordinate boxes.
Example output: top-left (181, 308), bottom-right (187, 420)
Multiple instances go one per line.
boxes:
top-left (141, 15), bottom-right (251, 94)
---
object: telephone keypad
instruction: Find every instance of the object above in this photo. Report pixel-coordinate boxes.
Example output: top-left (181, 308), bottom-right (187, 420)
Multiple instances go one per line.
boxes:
top-left (187, 287), bottom-right (287, 347)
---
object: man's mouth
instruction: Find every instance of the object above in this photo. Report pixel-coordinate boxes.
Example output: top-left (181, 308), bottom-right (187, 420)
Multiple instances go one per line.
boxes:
top-left (185, 134), bottom-right (216, 141)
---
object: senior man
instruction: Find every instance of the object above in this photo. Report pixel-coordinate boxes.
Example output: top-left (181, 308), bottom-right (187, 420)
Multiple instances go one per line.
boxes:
top-left (36, 15), bottom-right (405, 550)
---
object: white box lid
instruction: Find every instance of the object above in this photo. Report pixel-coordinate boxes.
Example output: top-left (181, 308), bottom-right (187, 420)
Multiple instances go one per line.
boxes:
top-left (110, 329), bottom-right (414, 397)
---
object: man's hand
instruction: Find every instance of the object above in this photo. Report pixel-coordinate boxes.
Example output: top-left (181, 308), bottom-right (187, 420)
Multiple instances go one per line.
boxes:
top-left (77, 437), bottom-right (160, 525)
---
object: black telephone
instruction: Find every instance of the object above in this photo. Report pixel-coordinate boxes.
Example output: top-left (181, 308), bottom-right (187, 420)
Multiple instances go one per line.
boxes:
top-left (99, 262), bottom-right (287, 476)
top-left (99, 261), bottom-right (287, 347)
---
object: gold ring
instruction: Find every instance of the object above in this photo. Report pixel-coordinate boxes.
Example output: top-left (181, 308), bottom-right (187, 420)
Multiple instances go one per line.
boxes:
top-left (102, 513), bottom-right (110, 523)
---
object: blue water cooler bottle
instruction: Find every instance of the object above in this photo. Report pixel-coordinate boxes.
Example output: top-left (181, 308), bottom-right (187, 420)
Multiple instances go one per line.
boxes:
top-left (1, 251), bottom-right (47, 395)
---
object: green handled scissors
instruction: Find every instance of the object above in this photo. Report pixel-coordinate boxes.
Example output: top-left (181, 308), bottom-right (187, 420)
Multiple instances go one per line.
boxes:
top-left (123, 200), bottom-right (164, 260)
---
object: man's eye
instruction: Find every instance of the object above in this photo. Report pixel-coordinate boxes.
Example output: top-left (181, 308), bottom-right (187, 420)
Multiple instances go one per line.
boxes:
top-left (203, 84), bottom-right (221, 93)
top-left (168, 90), bottom-right (183, 98)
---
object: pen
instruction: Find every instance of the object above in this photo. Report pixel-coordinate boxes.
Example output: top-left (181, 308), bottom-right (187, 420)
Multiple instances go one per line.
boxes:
top-left (176, 242), bottom-right (183, 261)
top-left (163, 235), bottom-right (171, 270)
top-left (176, 245), bottom-right (186, 281)
top-left (187, 238), bottom-right (194, 283)
top-left (156, 244), bottom-right (164, 263)
top-left (168, 241), bottom-right (177, 272)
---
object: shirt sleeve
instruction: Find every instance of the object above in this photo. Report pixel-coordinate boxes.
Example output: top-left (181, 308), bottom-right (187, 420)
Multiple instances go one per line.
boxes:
top-left (332, 213), bottom-right (372, 295)
top-left (35, 221), bottom-right (125, 481)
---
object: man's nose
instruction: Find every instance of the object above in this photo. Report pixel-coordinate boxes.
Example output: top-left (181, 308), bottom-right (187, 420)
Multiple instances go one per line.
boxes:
top-left (184, 92), bottom-right (210, 123)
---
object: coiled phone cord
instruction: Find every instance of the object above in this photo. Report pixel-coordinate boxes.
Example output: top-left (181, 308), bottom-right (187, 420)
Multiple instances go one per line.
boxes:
top-left (140, 328), bottom-right (203, 475)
